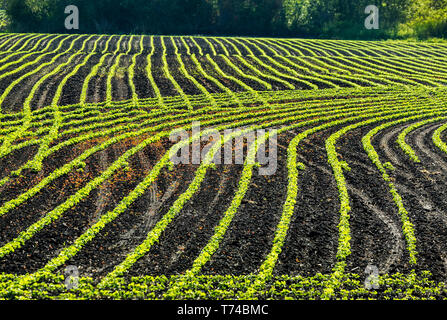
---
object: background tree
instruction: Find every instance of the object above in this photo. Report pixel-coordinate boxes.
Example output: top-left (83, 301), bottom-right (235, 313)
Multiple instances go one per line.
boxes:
top-left (1, 0), bottom-right (446, 39)
top-left (399, 0), bottom-right (447, 39)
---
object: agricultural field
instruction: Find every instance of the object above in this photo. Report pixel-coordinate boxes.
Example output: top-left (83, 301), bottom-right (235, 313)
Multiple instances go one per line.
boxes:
top-left (0, 33), bottom-right (447, 300)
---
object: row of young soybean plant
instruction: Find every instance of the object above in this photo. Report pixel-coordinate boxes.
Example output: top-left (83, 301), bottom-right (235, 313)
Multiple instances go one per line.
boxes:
top-left (1, 89), bottom-right (416, 295)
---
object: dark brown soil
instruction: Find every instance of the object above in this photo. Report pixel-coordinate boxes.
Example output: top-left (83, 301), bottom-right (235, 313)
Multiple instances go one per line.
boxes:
top-left (1, 35), bottom-right (447, 284)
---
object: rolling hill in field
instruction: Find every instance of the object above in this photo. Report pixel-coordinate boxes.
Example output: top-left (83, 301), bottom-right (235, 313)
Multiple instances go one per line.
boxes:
top-left (0, 33), bottom-right (447, 299)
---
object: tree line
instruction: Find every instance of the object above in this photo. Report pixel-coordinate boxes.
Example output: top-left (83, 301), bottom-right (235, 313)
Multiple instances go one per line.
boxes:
top-left (1, 0), bottom-right (446, 39)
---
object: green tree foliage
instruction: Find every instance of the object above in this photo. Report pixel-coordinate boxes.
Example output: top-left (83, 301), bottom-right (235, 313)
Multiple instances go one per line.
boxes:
top-left (399, 0), bottom-right (447, 39)
top-left (0, 0), bottom-right (9, 30)
top-left (1, 0), bottom-right (446, 39)
top-left (5, 0), bottom-right (215, 34)
top-left (214, 0), bottom-right (282, 36)
top-left (278, 0), bottom-right (409, 38)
